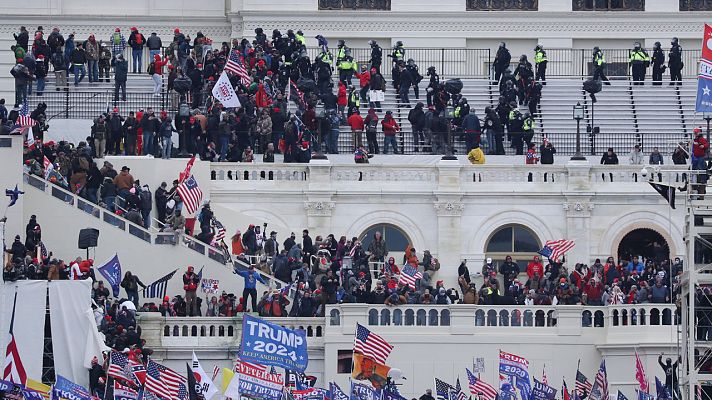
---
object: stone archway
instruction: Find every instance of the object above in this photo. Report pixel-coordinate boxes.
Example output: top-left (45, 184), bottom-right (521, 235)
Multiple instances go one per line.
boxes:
top-left (617, 227), bottom-right (670, 263)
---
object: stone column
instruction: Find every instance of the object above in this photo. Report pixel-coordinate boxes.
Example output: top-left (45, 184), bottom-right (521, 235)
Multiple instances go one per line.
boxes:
top-left (434, 160), bottom-right (464, 282)
top-left (564, 160), bottom-right (593, 264)
top-left (305, 160), bottom-right (335, 234)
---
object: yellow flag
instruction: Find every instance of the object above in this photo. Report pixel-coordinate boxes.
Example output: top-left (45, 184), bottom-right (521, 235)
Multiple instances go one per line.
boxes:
top-left (26, 378), bottom-right (51, 400)
top-left (221, 367), bottom-right (235, 394)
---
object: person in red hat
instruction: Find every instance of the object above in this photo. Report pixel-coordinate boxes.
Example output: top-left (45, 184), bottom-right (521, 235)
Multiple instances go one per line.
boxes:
top-left (183, 266), bottom-right (200, 316)
top-left (34, 53), bottom-right (47, 96)
top-left (150, 53), bottom-right (168, 96)
top-left (109, 28), bottom-right (126, 58)
top-left (128, 27), bottom-right (145, 73)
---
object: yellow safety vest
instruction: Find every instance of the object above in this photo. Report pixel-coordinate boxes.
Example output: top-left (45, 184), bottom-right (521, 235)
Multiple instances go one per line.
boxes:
top-left (594, 53), bottom-right (605, 66)
top-left (523, 117), bottom-right (534, 131)
top-left (337, 47), bottom-right (347, 60)
top-left (535, 50), bottom-right (547, 64)
top-left (629, 50), bottom-right (650, 63)
top-left (295, 34), bottom-right (305, 45)
top-left (349, 92), bottom-right (360, 107)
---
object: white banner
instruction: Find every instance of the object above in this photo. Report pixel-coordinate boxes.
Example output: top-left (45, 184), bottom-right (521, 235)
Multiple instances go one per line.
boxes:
top-left (191, 352), bottom-right (219, 400)
top-left (212, 71), bottom-right (241, 108)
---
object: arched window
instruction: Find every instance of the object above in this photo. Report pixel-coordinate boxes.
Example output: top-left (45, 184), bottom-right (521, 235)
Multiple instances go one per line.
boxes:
top-left (360, 224), bottom-right (411, 254)
top-left (485, 224), bottom-right (541, 266)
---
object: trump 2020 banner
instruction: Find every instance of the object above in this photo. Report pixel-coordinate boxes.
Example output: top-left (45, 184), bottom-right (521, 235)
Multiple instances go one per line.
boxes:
top-left (52, 375), bottom-right (92, 400)
top-left (499, 351), bottom-right (532, 400)
top-left (697, 24), bottom-right (712, 113)
top-left (236, 361), bottom-right (284, 399)
top-left (531, 378), bottom-right (557, 400)
top-left (240, 314), bottom-right (308, 372)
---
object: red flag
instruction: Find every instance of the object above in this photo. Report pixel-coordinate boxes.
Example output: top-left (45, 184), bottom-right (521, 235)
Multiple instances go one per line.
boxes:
top-left (563, 380), bottom-right (571, 400)
top-left (179, 156), bottom-right (196, 183)
top-left (635, 351), bottom-right (649, 393)
top-left (701, 24), bottom-right (712, 61)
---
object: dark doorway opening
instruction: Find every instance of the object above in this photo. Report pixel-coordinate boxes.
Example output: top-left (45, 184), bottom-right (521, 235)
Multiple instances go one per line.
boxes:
top-left (617, 228), bottom-right (669, 263)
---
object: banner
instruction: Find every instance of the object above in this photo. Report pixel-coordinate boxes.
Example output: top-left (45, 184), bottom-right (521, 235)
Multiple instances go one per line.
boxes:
top-left (330, 382), bottom-right (349, 400)
top-left (350, 381), bottom-right (381, 400)
top-left (499, 350), bottom-right (532, 400)
top-left (292, 387), bottom-right (329, 400)
top-left (0, 379), bottom-right (14, 392)
top-left (531, 378), bottom-right (557, 400)
top-left (52, 375), bottom-right (92, 400)
top-left (474, 357), bottom-right (486, 374)
top-left (23, 388), bottom-right (46, 400)
top-left (240, 314), bottom-right (308, 372)
top-left (26, 379), bottom-right (51, 400)
top-left (212, 71), bottom-right (242, 108)
top-left (234, 361), bottom-right (284, 400)
top-left (97, 254), bottom-right (122, 297)
top-left (200, 278), bottom-right (220, 294)
top-left (114, 380), bottom-right (139, 400)
top-left (351, 352), bottom-right (390, 390)
top-left (697, 24), bottom-right (712, 113)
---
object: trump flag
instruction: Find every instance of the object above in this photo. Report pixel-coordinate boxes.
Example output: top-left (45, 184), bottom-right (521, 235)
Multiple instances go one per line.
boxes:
top-left (696, 24), bottom-right (712, 113)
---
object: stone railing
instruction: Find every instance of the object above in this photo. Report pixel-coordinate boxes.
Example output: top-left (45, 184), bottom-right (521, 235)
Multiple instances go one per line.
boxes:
top-left (325, 304), bottom-right (678, 340)
top-left (209, 161), bottom-right (689, 194)
top-left (138, 313), bottom-right (325, 348)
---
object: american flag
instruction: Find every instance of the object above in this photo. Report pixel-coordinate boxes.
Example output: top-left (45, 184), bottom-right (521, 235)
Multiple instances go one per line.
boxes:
top-left (467, 368), bottom-right (497, 400)
top-left (212, 365), bottom-right (219, 381)
top-left (435, 378), bottom-right (454, 400)
top-left (213, 219), bottom-right (226, 242)
top-left (575, 370), bottom-right (593, 397)
top-left (538, 239), bottom-right (575, 262)
top-left (398, 265), bottom-right (422, 290)
top-left (145, 359), bottom-right (187, 400)
top-left (3, 293), bottom-right (26, 385)
top-left (224, 50), bottom-right (251, 86)
top-left (635, 351), bottom-right (648, 393)
top-left (353, 323), bottom-right (393, 365)
top-left (289, 79), bottom-right (305, 106)
top-left (176, 175), bottom-right (203, 215)
top-left (542, 364), bottom-right (548, 386)
top-left (108, 351), bottom-right (133, 382)
top-left (452, 378), bottom-right (469, 400)
top-left (12, 102), bottom-right (36, 136)
top-left (589, 360), bottom-right (608, 400)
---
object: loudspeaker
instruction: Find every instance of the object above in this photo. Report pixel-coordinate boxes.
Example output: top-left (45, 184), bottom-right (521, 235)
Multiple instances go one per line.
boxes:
top-left (78, 228), bottom-right (100, 249)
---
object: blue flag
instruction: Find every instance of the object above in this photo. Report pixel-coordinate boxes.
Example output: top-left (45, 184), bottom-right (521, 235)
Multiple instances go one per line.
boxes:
top-left (240, 314), bottom-right (309, 372)
top-left (350, 380), bottom-right (381, 400)
top-left (97, 254), bottom-right (122, 297)
top-left (23, 388), bottom-right (46, 400)
top-left (330, 382), bottom-right (349, 400)
top-left (638, 390), bottom-right (655, 400)
top-left (5, 185), bottom-right (23, 207)
top-left (383, 390), bottom-right (408, 400)
top-left (618, 391), bottom-right (629, 400)
top-left (532, 378), bottom-right (557, 400)
top-left (53, 375), bottom-right (92, 400)
top-left (655, 377), bottom-right (670, 400)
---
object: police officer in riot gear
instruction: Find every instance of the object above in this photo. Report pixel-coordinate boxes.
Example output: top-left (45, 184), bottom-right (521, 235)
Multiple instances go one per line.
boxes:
top-left (493, 42), bottom-right (511, 83)
top-left (336, 39), bottom-right (349, 63)
top-left (369, 40), bottom-right (382, 73)
top-left (534, 44), bottom-right (548, 84)
top-left (651, 41), bottom-right (666, 86)
top-left (669, 37), bottom-right (683, 85)
top-left (629, 41), bottom-right (650, 85)
top-left (513, 55), bottom-right (533, 105)
top-left (406, 58), bottom-right (423, 100)
top-left (592, 46), bottom-right (610, 85)
top-left (426, 66), bottom-right (439, 107)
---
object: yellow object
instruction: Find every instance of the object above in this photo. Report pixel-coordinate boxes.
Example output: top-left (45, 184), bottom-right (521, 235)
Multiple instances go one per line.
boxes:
top-left (26, 378), bottom-right (51, 399)
top-left (467, 147), bottom-right (486, 164)
top-left (352, 352), bottom-right (391, 390)
top-left (221, 367), bottom-right (234, 393)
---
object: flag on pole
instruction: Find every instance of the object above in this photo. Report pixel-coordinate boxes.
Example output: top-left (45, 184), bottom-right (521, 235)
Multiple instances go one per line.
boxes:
top-left (353, 323), bottom-right (393, 365)
top-left (97, 254), bottom-right (123, 298)
top-left (107, 350), bottom-right (134, 383)
top-left (589, 360), bottom-right (609, 400)
top-left (176, 175), bottom-right (203, 215)
top-left (212, 219), bottom-right (226, 242)
top-left (5, 185), bottom-right (23, 207)
top-left (452, 378), bottom-right (469, 400)
top-left (563, 380), bottom-right (571, 400)
top-left (145, 359), bottom-right (187, 400)
top-left (179, 156), bottom-right (196, 184)
top-left (191, 351), bottom-right (218, 400)
top-left (695, 24), bottom-right (712, 113)
top-left (2, 291), bottom-right (27, 385)
top-left (467, 368), bottom-right (497, 400)
top-left (224, 50), bottom-right (251, 86)
top-left (435, 378), bottom-right (454, 400)
top-left (635, 351), bottom-right (649, 393)
top-left (575, 369), bottom-right (593, 397)
top-left (542, 365), bottom-right (548, 386)
top-left (617, 390), bottom-right (629, 400)
top-left (537, 239), bottom-right (575, 262)
top-left (211, 71), bottom-right (242, 108)
top-left (142, 269), bottom-right (178, 299)
top-left (13, 101), bottom-right (36, 136)
top-left (648, 183), bottom-right (676, 209)
top-left (114, 380), bottom-right (139, 400)
top-left (655, 377), bottom-right (670, 400)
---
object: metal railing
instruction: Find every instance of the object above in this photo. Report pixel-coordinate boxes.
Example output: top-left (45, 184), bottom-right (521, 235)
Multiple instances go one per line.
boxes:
top-left (29, 90), bottom-right (170, 121)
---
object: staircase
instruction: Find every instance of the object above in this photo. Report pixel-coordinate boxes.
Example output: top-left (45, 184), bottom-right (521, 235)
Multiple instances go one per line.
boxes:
top-left (23, 172), bottom-right (292, 300)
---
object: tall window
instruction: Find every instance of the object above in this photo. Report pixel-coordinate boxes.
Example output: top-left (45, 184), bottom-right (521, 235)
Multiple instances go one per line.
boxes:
top-left (680, 0), bottom-right (712, 10)
top-left (573, 0), bottom-right (644, 10)
top-left (359, 224), bottom-right (411, 254)
top-left (467, 0), bottom-right (538, 10)
top-left (319, 0), bottom-right (391, 10)
top-left (485, 224), bottom-right (541, 265)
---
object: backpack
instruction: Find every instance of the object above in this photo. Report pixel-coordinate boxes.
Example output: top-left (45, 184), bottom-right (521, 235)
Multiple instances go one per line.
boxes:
top-left (147, 62), bottom-right (155, 75)
top-left (112, 32), bottom-right (122, 46)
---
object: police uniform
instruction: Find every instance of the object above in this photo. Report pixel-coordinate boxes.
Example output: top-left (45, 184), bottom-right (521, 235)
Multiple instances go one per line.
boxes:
top-left (629, 45), bottom-right (650, 85)
top-left (592, 49), bottom-right (610, 84)
top-left (668, 42), bottom-right (683, 85)
top-left (651, 43), bottom-right (665, 85)
top-left (534, 46), bottom-right (548, 84)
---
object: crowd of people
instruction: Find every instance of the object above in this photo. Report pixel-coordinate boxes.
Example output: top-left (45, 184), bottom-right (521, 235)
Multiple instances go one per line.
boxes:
top-left (8, 23), bottom-right (694, 163)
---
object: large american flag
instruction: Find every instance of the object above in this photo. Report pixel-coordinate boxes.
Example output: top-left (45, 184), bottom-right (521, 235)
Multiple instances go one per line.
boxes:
top-left (108, 351), bottom-right (133, 382)
top-left (176, 175), bottom-right (203, 215)
top-left (538, 239), bottom-right (575, 262)
top-left (575, 369), bottom-right (593, 397)
top-left (398, 265), bottom-right (422, 290)
top-left (353, 323), bottom-right (393, 365)
top-left (467, 368), bottom-right (497, 400)
top-left (589, 360), bottom-right (608, 400)
top-left (2, 293), bottom-right (26, 385)
top-left (12, 102), bottom-right (36, 135)
top-left (145, 359), bottom-right (187, 400)
top-left (224, 50), bottom-right (251, 86)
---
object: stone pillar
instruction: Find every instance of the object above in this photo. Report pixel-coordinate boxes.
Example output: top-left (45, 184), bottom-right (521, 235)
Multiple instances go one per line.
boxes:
top-left (305, 160), bottom-right (335, 233)
top-left (137, 313), bottom-right (164, 349)
top-left (565, 160), bottom-right (593, 264)
top-left (434, 160), bottom-right (464, 281)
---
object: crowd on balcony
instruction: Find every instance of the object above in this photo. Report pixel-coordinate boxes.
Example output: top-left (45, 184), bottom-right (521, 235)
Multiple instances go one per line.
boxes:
top-left (11, 25), bottom-right (696, 162)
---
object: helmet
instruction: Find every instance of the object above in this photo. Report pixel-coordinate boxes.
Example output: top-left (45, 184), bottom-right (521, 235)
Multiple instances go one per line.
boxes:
top-left (633, 42), bottom-right (641, 50)
top-left (535, 44), bottom-right (543, 50)
top-left (672, 37), bottom-right (679, 45)
top-left (338, 39), bottom-right (345, 46)
top-left (519, 54), bottom-right (528, 62)
top-left (396, 40), bottom-right (403, 47)
top-left (499, 42), bottom-right (506, 48)
top-left (407, 58), bottom-right (414, 64)
top-left (593, 46), bottom-right (600, 53)
top-left (654, 41), bottom-right (661, 48)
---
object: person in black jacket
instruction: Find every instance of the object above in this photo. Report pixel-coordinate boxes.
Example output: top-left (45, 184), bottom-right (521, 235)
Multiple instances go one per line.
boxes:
top-left (146, 32), bottom-right (163, 60)
top-left (397, 62), bottom-right (413, 106)
top-left (70, 43), bottom-right (87, 86)
top-left (123, 111), bottom-right (139, 155)
top-left (112, 54), bottom-right (128, 102)
top-left (302, 229), bottom-right (314, 265)
top-left (34, 54), bottom-right (47, 96)
top-left (600, 147), bottom-right (619, 164)
top-left (88, 356), bottom-right (105, 398)
top-left (408, 102), bottom-right (426, 152)
top-left (540, 140), bottom-right (556, 164)
top-left (14, 26), bottom-right (29, 52)
top-left (499, 255), bottom-right (520, 289)
top-left (493, 42), bottom-right (512, 83)
top-left (651, 41), bottom-right (665, 86)
top-left (107, 108), bottom-right (124, 155)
